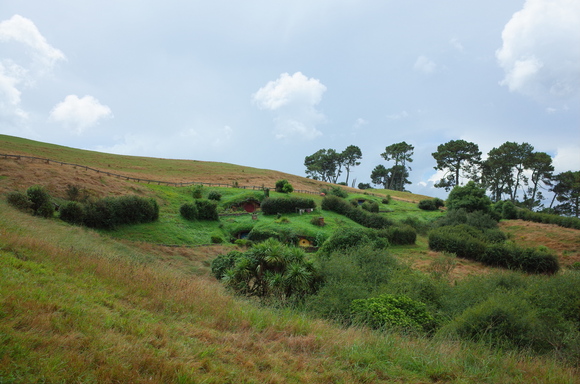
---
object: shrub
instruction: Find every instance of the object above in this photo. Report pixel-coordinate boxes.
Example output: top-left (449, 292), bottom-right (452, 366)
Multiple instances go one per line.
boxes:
top-left (59, 201), bottom-right (85, 225)
top-left (191, 185), bottom-right (204, 199)
top-left (195, 199), bottom-right (219, 221)
top-left (180, 203), bottom-right (198, 221)
top-left (378, 224), bottom-right (417, 245)
top-left (6, 191), bottom-right (32, 213)
top-left (358, 182), bottom-right (371, 190)
top-left (260, 197), bottom-right (316, 215)
top-left (351, 294), bottom-right (436, 333)
top-left (211, 251), bottom-right (243, 279)
top-left (428, 225), bottom-right (487, 261)
top-left (480, 244), bottom-right (559, 274)
top-left (329, 186), bottom-right (348, 198)
top-left (321, 195), bottom-right (392, 229)
top-left (211, 234), bottom-right (224, 244)
top-left (446, 181), bottom-right (492, 213)
top-left (321, 195), bottom-right (351, 215)
top-left (418, 199), bottom-right (437, 211)
top-left (275, 179), bottom-right (293, 193)
top-left (80, 195), bottom-right (159, 229)
top-left (208, 190), bottom-right (222, 201)
top-left (83, 199), bottom-right (117, 229)
top-left (361, 200), bottom-right (379, 213)
top-left (435, 209), bottom-right (497, 230)
top-left (318, 227), bottom-right (387, 255)
top-left (26, 185), bottom-right (53, 217)
top-left (501, 201), bottom-right (518, 220)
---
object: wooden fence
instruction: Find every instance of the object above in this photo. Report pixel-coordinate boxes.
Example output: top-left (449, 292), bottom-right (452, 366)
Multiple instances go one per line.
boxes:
top-left (0, 153), bottom-right (322, 195)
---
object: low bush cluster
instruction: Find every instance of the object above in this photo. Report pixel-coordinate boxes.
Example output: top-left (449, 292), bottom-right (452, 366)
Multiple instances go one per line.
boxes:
top-left (60, 195), bottom-right (159, 229)
top-left (377, 224), bottom-right (417, 246)
top-left (180, 199), bottom-right (219, 221)
top-left (361, 200), bottom-right (379, 213)
top-left (247, 226), bottom-right (298, 245)
top-left (351, 294), bottom-right (437, 333)
top-left (211, 239), bottom-right (320, 303)
top-left (428, 225), bottom-right (559, 274)
top-left (275, 179), bottom-right (294, 193)
top-left (207, 190), bottom-right (222, 201)
top-left (318, 227), bottom-right (388, 255)
top-left (6, 191), bottom-right (33, 213)
top-left (6, 186), bottom-right (54, 218)
top-left (320, 186), bottom-right (348, 198)
top-left (321, 195), bottom-right (392, 229)
top-left (418, 198), bottom-right (445, 211)
top-left (516, 208), bottom-right (580, 230)
top-left (260, 197), bottom-right (316, 215)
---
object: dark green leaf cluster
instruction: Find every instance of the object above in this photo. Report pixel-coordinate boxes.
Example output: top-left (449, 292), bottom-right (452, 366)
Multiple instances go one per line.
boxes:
top-left (180, 199), bottom-right (219, 221)
top-left (275, 179), bottom-right (294, 193)
top-left (60, 195), bottom-right (159, 229)
top-left (321, 195), bottom-right (392, 229)
top-left (260, 196), bottom-right (316, 215)
top-left (6, 191), bottom-right (33, 213)
top-left (418, 198), bottom-right (445, 211)
top-left (211, 239), bottom-right (320, 303)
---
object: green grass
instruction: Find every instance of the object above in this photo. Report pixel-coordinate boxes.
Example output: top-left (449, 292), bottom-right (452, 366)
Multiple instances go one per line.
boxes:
top-left (1, 201), bottom-right (578, 383)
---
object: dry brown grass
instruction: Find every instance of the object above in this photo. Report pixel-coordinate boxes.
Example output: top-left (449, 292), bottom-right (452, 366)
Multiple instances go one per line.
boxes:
top-left (500, 220), bottom-right (580, 266)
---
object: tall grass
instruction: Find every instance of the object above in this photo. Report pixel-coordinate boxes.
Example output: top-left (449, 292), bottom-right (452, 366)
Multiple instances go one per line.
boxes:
top-left (1, 201), bottom-right (578, 383)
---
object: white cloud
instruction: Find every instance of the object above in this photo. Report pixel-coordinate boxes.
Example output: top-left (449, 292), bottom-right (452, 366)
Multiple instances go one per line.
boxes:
top-left (496, 0), bottom-right (580, 100)
top-left (552, 145), bottom-right (580, 173)
top-left (49, 95), bottom-right (112, 134)
top-left (0, 14), bottom-right (66, 75)
top-left (0, 15), bottom-right (65, 126)
top-left (253, 72), bottom-right (326, 140)
top-left (449, 38), bottom-right (464, 51)
top-left (353, 118), bottom-right (368, 130)
top-left (414, 56), bottom-right (437, 74)
top-left (387, 111), bottom-right (409, 120)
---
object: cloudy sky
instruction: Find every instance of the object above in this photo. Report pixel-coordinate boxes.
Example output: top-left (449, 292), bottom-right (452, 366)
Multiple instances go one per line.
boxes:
top-left (1, 0), bottom-right (578, 198)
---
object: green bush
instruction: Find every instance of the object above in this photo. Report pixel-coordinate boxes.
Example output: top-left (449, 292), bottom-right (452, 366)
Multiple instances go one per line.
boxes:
top-left (480, 244), bottom-right (559, 274)
top-left (446, 181), bottom-right (492, 213)
top-left (322, 195), bottom-right (392, 229)
top-left (418, 198), bottom-right (444, 211)
top-left (275, 179), bottom-right (293, 193)
top-left (59, 201), bottom-right (85, 225)
top-left (191, 185), bottom-right (203, 199)
top-left (382, 195), bottom-right (391, 205)
top-left (318, 227), bottom-right (387, 255)
top-left (79, 195), bottom-right (159, 229)
top-left (378, 224), bottom-right (417, 245)
top-left (351, 294), bottom-right (436, 333)
top-left (260, 197), bottom-right (316, 215)
top-left (180, 203), bottom-right (198, 221)
top-left (194, 199), bottom-right (219, 221)
top-left (6, 191), bottom-right (33, 213)
top-left (83, 199), bottom-right (117, 229)
top-left (361, 200), bottom-right (379, 213)
top-left (26, 185), bottom-right (53, 217)
top-left (211, 251), bottom-right (243, 279)
top-left (435, 209), bottom-right (498, 230)
top-left (516, 209), bottom-right (580, 230)
top-left (428, 225), bottom-right (487, 261)
top-left (208, 190), bottom-right (222, 201)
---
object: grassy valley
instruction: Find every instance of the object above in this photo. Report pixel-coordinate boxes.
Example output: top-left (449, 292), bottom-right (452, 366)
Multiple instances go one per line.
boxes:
top-left (1, 134), bottom-right (579, 383)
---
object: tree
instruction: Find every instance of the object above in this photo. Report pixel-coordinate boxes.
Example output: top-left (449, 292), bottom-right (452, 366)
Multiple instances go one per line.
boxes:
top-left (482, 142), bottom-right (534, 202)
top-left (381, 142), bottom-right (414, 191)
top-left (341, 145), bottom-right (362, 186)
top-left (549, 171), bottom-right (580, 217)
top-left (432, 140), bottom-right (481, 191)
top-left (304, 149), bottom-right (341, 183)
top-left (370, 164), bottom-right (389, 189)
top-left (446, 181), bottom-right (492, 213)
top-left (523, 151), bottom-right (554, 210)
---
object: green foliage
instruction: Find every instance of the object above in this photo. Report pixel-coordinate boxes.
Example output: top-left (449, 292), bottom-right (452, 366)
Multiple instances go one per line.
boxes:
top-left (418, 199), bottom-right (441, 211)
top-left (180, 203), bottom-right (198, 221)
top-left (435, 209), bottom-right (498, 230)
top-left (516, 208), bottom-right (580, 230)
top-left (480, 244), bottom-right (559, 274)
top-left (358, 182), bottom-right (371, 190)
top-left (211, 239), bottom-right (319, 303)
top-left (275, 179), bottom-right (293, 193)
top-left (446, 294), bottom-right (543, 349)
top-left (207, 190), bottom-right (222, 201)
top-left (428, 225), bottom-right (487, 261)
top-left (351, 294), bottom-right (436, 333)
top-left (377, 224), bottom-right (417, 246)
top-left (327, 186), bottom-right (348, 198)
top-left (446, 181), bottom-right (492, 213)
top-left (59, 201), bottom-right (85, 225)
top-left (6, 191), bottom-right (32, 213)
top-left (194, 199), bottom-right (219, 221)
top-left (73, 195), bottom-right (159, 229)
top-left (361, 200), bottom-right (379, 213)
top-left (191, 185), bottom-right (204, 199)
top-left (382, 195), bottom-right (391, 204)
top-left (318, 227), bottom-right (387, 255)
top-left (321, 195), bottom-right (393, 229)
top-left (432, 139), bottom-right (481, 191)
top-left (26, 185), bottom-right (54, 217)
top-left (260, 196), bottom-right (316, 215)
top-left (305, 245), bottom-right (403, 322)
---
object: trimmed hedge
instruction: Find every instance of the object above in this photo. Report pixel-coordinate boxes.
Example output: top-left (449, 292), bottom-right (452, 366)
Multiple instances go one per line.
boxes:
top-left (418, 198), bottom-right (445, 211)
top-left (480, 244), bottom-right (559, 274)
top-left (428, 225), bottom-right (487, 260)
top-left (318, 227), bottom-right (388, 255)
top-left (321, 195), bottom-right (392, 229)
top-left (180, 203), bottom-right (198, 221)
top-left (377, 224), bottom-right (417, 246)
top-left (60, 195), bottom-right (159, 229)
top-left (6, 191), bottom-right (33, 213)
top-left (260, 197), bottom-right (316, 215)
top-left (516, 209), bottom-right (580, 230)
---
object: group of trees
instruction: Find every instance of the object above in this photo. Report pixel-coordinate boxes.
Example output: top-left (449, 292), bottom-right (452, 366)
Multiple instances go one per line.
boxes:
top-left (432, 140), bottom-right (578, 215)
top-left (304, 145), bottom-right (362, 185)
top-left (305, 139), bottom-right (578, 216)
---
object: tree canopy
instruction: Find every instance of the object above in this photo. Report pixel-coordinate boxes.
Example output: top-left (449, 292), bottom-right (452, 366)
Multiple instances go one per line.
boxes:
top-left (432, 140), bottom-right (481, 191)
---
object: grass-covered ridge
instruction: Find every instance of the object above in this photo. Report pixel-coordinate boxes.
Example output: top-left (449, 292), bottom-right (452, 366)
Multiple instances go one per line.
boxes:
top-left (1, 135), bottom-right (580, 383)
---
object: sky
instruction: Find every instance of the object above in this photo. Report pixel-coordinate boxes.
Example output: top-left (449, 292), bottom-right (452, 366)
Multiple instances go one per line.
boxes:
top-left (1, 0), bottom-right (579, 199)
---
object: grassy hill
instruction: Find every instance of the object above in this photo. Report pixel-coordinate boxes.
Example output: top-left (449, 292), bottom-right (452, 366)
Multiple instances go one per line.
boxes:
top-left (1, 135), bottom-right (579, 383)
